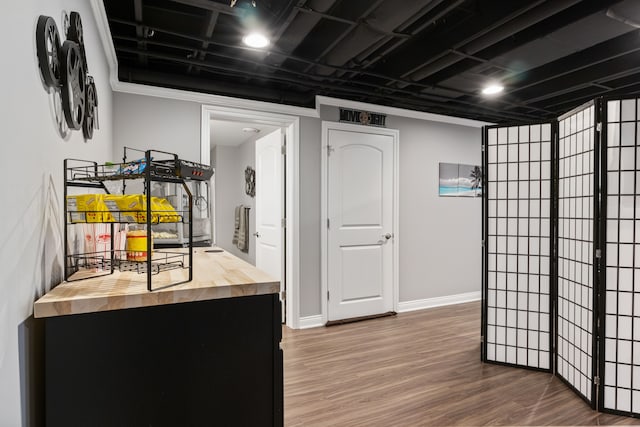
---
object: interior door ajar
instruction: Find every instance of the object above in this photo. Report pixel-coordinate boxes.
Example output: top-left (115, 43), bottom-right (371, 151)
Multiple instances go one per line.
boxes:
top-left (255, 128), bottom-right (284, 293)
top-left (326, 125), bottom-right (395, 322)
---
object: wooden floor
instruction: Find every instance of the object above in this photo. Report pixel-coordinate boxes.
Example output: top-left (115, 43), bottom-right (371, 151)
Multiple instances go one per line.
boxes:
top-left (282, 302), bottom-right (640, 426)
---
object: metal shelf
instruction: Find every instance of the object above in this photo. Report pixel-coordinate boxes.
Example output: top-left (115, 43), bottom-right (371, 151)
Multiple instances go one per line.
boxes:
top-left (63, 148), bottom-right (211, 291)
top-left (67, 251), bottom-right (187, 277)
top-left (67, 210), bottom-right (186, 225)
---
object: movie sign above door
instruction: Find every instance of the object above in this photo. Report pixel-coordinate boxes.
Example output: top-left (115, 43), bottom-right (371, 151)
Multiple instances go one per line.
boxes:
top-left (339, 108), bottom-right (387, 127)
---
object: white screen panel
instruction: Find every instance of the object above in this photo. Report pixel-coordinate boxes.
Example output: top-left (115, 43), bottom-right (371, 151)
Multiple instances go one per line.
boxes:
top-left (484, 124), bottom-right (553, 370)
top-left (557, 104), bottom-right (596, 403)
top-left (603, 98), bottom-right (640, 415)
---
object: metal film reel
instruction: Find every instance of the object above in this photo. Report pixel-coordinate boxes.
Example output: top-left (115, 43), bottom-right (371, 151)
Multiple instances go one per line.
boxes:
top-left (93, 78), bottom-right (100, 130)
top-left (62, 11), bottom-right (69, 36)
top-left (60, 41), bottom-right (86, 130)
top-left (83, 77), bottom-right (97, 140)
top-left (36, 15), bottom-right (62, 88)
top-left (53, 89), bottom-right (69, 138)
top-left (67, 12), bottom-right (88, 72)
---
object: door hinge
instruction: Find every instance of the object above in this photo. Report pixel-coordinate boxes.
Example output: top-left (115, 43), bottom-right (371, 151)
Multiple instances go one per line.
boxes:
top-left (281, 290), bottom-right (286, 300)
top-left (327, 290), bottom-right (330, 300)
top-left (327, 218), bottom-right (330, 229)
top-left (327, 145), bottom-right (334, 155)
top-left (281, 144), bottom-right (286, 155)
top-left (595, 249), bottom-right (602, 259)
top-left (594, 376), bottom-right (600, 386)
top-left (596, 122), bottom-right (602, 132)
top-left (282, 218), bottom-right (287, 228)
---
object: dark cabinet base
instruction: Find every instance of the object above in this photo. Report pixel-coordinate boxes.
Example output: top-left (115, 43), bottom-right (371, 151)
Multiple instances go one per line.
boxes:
top-left (45, 294), bottom-right (283, 427)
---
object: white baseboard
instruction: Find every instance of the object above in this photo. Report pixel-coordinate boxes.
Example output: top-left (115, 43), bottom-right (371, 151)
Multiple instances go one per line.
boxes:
top-left (298, 315), bottom-right (324, 329)
top-left (397, 291), bottom-right (481, 313)
top-left (297, 292), bottom-right (481, 328)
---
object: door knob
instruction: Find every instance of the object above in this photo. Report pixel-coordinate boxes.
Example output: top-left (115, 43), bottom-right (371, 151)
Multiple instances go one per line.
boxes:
top-left (383, 233), bottom-right (393, 240)
top-left (253, 232), bottom-right (260, 238)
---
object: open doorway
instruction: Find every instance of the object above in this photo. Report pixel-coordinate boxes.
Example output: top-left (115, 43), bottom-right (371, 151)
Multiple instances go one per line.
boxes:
top-left (201, 106), bottom-right (299, 328)
top-left (209, 120), bottom-right (280, 265)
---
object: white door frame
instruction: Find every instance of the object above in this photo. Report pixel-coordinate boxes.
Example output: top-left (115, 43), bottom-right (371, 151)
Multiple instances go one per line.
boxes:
top-left (321, 121), bottom-right (399, 325)
top-left (201, 105), bottom-right (300, 329)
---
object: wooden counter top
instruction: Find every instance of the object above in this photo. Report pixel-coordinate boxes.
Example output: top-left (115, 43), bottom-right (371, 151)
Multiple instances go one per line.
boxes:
top-left (34, 249), bottom-right (279, 318)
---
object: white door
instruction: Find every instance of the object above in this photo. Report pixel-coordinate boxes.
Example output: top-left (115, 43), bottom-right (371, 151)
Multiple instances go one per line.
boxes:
top-left (255, 128), bottom-right (283, 285)
top-left (326, 124), bottom-right (396, 321)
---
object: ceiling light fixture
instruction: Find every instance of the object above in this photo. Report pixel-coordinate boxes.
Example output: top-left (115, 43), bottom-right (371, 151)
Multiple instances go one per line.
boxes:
top-left (482, 84), bottom-right (504, 95)
top-left (242, 127), bottom-right (261, 133)
top-left (231, 0), bottom-right (256, 7)
top-left (243, 32), bottom-right (269, 48)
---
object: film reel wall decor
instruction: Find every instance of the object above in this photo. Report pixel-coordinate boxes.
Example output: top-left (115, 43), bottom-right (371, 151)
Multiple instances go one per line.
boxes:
top-left (36, 11), bottom-right (98, 140)
top-left (482, 96), bottom-right (640, 419)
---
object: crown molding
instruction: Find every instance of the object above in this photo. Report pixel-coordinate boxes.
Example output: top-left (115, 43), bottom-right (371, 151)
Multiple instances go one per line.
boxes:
top-left (113, 81), bottom-right (319, 117)
top-left (89, 0), bottom-right (119, 89)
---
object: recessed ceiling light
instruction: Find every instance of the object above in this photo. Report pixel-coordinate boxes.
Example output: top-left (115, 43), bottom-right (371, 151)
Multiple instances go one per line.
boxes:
top-left (242, 127), bottom-right (261, 133)
top-left (482, 84), bottom-right (504, 95)
top-left (243, 32), bottom-right (270, 48)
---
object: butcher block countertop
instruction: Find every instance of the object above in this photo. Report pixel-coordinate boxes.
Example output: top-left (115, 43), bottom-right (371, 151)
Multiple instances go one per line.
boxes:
top-left (34, 249), bottom-right (279, 318)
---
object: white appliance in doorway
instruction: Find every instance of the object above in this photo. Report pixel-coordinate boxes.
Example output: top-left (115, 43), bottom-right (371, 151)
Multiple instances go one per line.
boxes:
top-left (322, 122), bottom-right (399, 322)
top-left (151, 180), bottom-right (213, 247)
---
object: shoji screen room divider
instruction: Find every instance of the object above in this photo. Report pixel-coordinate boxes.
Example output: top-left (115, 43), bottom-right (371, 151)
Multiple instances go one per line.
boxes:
top-left (482, 96), bottom-right (640, 418)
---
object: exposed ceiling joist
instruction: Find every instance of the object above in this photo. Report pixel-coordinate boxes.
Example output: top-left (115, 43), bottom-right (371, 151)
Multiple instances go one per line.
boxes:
top-left (133, 0), bottom-right (147, 66)
top-left (104, 0), bottom-right (640, 123)
top-left (165, 0), bottom-right (241, 17)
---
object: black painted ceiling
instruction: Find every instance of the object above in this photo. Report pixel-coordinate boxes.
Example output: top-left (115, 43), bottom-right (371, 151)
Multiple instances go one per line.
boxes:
top-left (104, 0), bottom-right (640, 123)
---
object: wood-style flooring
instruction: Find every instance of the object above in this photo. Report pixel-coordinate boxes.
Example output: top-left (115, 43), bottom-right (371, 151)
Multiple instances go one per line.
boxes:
top-left (282, 302), bottom-right (640, 426)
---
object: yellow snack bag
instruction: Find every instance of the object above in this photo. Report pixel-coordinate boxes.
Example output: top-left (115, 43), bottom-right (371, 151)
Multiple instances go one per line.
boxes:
top-left (104, 194), bottom-right (146, 223)
top-left (66, 194), bottom-right (114, 223)
top-left (103, 195), bottom-right (180, 223)
top-left (152, 197), bottom-right (181, 223)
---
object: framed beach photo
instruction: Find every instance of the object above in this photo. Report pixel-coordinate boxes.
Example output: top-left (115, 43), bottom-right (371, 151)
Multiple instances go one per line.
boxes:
top-left (439, 163), bottom-right (482, 197)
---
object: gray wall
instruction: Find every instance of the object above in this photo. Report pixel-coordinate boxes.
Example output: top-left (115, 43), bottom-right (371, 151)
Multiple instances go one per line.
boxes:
top-left (212, 140), bottom-right (256, 264)
top-left (1, 2), bottom-right (114, 425)
top-left (113, 92), bottom-right (201, 162)
top-left (299, 117), bottom-right (322, 316)
top-left (238, 136), bottom-right (257, 263)
top-left (112, 94), bottom-right (482, 320)
top-left (390, 116), bottom-right (481, 301)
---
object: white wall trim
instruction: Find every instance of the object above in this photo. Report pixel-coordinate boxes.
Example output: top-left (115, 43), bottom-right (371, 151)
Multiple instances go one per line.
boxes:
top-left (300, 292), bottom-right (480, 327)
top-left (90, 0), bottom-right (119, 89)
top-left (321, 121), bottom-right (400, 324)
top-left (320, 123), bottom-right (328, 325)
top-left (117, 82), bottom-right (319, 118)
top-left (397, 291), bottom-right (481, 313)
top-left (316, 96), bottom-right (490, 128)
top-left (392, 123), bottom-right (400, 316)
top-left (298, 315), bottom-right (324, 329)
top-left (202, 105), bottom-right (301, 330)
